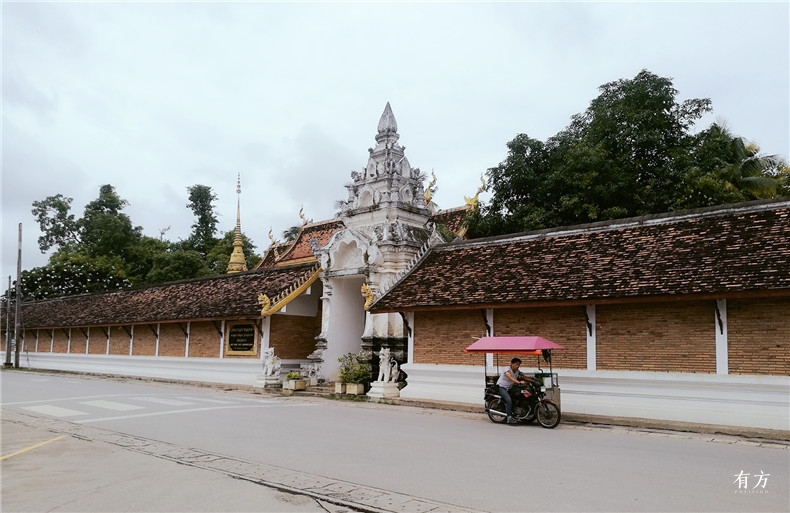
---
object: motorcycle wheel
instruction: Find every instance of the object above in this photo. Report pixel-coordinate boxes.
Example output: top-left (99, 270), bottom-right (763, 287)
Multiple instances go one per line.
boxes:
top-left (525, 408), bottom-right (537, 424)
top-left (536, 401), bottom-right (561, 429)
top-left (486, 398), bottom-right (508, 424)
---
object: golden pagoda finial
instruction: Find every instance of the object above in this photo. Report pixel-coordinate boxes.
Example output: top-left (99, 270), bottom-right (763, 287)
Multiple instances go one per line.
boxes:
top-left (227, 173), bottom-right (248, 273)
top-left (464, 176), bottom-right (487, 210)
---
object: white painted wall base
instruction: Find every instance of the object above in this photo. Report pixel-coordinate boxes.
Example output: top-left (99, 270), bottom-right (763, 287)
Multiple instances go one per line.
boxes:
top-left (7, 353), bottom-right (788, 431)
top-left (400, 363), bottom-right (790, 431)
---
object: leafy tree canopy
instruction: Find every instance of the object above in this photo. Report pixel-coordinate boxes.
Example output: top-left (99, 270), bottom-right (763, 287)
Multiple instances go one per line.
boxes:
top-left (466, 70), bottom-right (788, 237)
top-left (17, 183), bottom-right (261, 301)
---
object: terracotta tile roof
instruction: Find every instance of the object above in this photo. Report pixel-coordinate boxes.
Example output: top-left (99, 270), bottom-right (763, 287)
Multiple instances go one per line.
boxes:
top-left (272, 219), bottom-right (344, 265)
top-left (255, 219), bottom-right (344, 269)
top-left (431, 206), bottom-right (469, 236)
top-left (16, 264), bottom-right (317, 329)
top-left (371, 200), bottom-right (790, 312)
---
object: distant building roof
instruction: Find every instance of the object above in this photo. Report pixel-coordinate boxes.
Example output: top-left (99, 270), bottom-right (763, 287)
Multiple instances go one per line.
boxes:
top-left (371, 199), bottom-right (790, 312)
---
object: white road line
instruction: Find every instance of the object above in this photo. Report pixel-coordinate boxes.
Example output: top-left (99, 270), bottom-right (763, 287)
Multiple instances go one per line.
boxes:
top-left (79, 400), bottom-right (146, 411)
top-left (21, 405), bottom-right (88, 417)
top-left (176, 396), bottom-right (237, 404)
top-left (132, 397), bottom-right (195, 406)
top-left (75, 403), bottom-right (314, 424)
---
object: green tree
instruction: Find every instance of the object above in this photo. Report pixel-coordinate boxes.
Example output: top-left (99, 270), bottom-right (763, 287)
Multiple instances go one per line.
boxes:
top-left (145, 249), bottom-right (213, 283)
top-left (31, 194), bottom-right (82, 252)
top-left (184, 185), bottom-right (219, 257)
top-left (282, 225), bottom-right (301, 242)
top-left (467, 70), bottom-right (784, 238)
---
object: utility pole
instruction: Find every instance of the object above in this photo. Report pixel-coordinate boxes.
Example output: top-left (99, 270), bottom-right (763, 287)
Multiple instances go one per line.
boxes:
top-left (14, 223), bottom-right (22, 368)
top-left (4, 275), bottom-right (11, 367)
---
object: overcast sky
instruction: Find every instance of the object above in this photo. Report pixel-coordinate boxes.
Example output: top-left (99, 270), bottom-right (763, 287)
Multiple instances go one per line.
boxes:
top-left (3, 1), bottom-right (788, 280)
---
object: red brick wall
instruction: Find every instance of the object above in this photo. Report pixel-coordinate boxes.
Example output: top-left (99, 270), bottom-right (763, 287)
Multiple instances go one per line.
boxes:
top-left (158, 324), bottom-right (187, 357)
top-left (596, 301), bottom-right (715, 372)
top-left (728, 298), bottom-right (790, 375)
top-left (188, 322), bottom-right (222, 358)
top-left (70, 329), bottom-right (87, 354)
top-left (270, 314), bottom-right (319, 359)
top-left (494, 307), bottom-right (587, 369)
top-left (414, 310), bottom-right (488, 365)
top-left (132, 325), bottom-right (157, 356)
top-left (106, 326), bottom-right (131, 355)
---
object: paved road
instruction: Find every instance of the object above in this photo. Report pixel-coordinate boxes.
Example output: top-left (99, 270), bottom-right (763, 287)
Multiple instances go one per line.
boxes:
top-left (2, 370), bottom-right (788, 512)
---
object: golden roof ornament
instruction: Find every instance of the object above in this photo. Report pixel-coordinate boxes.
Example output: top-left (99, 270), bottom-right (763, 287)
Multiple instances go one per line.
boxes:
top-left (360, 283), bottom-right (374, 311)
top-left (464, 176), bottom-right (487, 210)
top-left (258, 294), bottom-right (272, 315)
top-left (299, 206), bottom-right (308, 226)
top-left (424, 171), bottom-right (437, 206)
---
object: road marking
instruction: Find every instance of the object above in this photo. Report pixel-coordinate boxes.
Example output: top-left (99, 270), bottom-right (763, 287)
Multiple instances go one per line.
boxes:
top-left (79, 400), bottom-right (146, 411)
top-left (0, 435), bottom-right (66, 461)
top-left (21, 405), bottom-right (88, 417)
top-left (75, 403), bottom-right (314, 424)
top-left (132, 397), bottom-right (195, 406)
top-left (177, 396), bottom-right (237, 404)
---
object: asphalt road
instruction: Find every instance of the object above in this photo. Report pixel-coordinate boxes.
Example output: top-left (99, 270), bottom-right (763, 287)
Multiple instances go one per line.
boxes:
top-left (2, 370), bottom-right (788, 512)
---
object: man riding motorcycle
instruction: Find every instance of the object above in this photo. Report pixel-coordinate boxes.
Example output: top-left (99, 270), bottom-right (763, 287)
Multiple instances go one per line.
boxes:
top-left (496, 357), bottom-right (537, 425)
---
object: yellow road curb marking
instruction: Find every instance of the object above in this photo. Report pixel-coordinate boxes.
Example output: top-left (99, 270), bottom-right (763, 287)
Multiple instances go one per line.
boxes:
top-left (1, 435), bottom-right (66, 461)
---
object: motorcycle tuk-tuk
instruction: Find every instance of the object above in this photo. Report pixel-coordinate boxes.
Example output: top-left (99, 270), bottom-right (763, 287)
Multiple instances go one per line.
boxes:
top-left (465, 336), bottom-right (565, 428)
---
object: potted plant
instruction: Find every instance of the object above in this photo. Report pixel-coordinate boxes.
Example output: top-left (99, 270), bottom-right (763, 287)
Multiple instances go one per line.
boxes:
top-left (338, 351), bottom-right (370, 395)
top-left (283, 370), bottom-right (306, 391)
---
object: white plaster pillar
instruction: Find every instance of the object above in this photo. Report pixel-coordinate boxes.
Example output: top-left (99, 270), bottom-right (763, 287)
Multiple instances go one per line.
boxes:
top-left (586, 305), bottom-right (596, 371)
top-left (405, 312), bottom-right (414, 363)
top-left (67, 328), bottom-right (71, 353)
top-left (129, 325), bottom-right (134, 356)
top-left (35, 330), bottom-right (39, 352)
top-left (49, 329), bottom-right (54, 353)
top-left (259, 317), bottom-right (272, 356)
top-left (715, 299), bottom-right (728, 375)
top-left (219, 320), bottom-right (225, 358)
top-left (155, 324), bottom-right (160, 356)
top-left (485, 308), bottom-right (494, 369)
top-left (185, 322), bottom-right (191, 357)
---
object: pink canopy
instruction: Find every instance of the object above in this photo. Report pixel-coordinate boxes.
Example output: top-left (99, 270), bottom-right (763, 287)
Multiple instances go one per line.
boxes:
top-left (464, 336), bottom-right (566, 354)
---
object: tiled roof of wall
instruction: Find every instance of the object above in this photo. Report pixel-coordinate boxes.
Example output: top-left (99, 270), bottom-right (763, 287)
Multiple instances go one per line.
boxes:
top-left (371, 200), bottom-right (790, 311)
top-left (17, 264), bottom-right (316, 328)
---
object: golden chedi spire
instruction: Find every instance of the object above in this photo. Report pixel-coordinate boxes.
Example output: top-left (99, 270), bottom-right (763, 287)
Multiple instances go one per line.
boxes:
top-left (227, 173), bottom-right (248, 273)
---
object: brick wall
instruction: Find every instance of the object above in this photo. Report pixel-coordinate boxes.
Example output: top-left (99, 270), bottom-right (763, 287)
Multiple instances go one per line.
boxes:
top-left (107, 326), bottom-right (130, 355)
top-left (414, 310), bottom-right (488, 365)
top-left (132, 325), bottom-right (157, 356)
top-left (188, 322), bottom-right (222, 358)
top-left (70, 329), bottom-right (87, 354)
top-left (494, 307), bottom-right (587, 369)
top-left (270, 314), bottom-right (319, 359)
top-left (158, 324), bottom-right (187, 357)
top-left (596, 301), bottom-right (715, 372)
top-left (728, 297), bottom-right (790, 375)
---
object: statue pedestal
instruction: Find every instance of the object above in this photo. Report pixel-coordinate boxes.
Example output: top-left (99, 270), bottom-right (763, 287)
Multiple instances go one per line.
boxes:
top-left (367, 381), bottom-right (400, 399)
top-left (253, 374), bottom-right (282, 390)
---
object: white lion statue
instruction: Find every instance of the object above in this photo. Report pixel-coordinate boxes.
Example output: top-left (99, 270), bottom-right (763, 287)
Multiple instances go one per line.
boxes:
top-left (377, 348), bottom-right (399, 383)
top-left (262, 347), bottom-right (282, 377)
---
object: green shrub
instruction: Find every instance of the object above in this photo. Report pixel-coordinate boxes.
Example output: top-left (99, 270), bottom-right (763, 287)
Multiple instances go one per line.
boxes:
top-left (338, 352), bottom-right (370, 384)
top-left (286, 371), bottom-right (301, 380)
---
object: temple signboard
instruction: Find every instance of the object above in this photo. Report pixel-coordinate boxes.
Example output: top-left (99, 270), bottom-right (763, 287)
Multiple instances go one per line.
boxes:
top-left (226, 322), bottom-right (257, 355)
